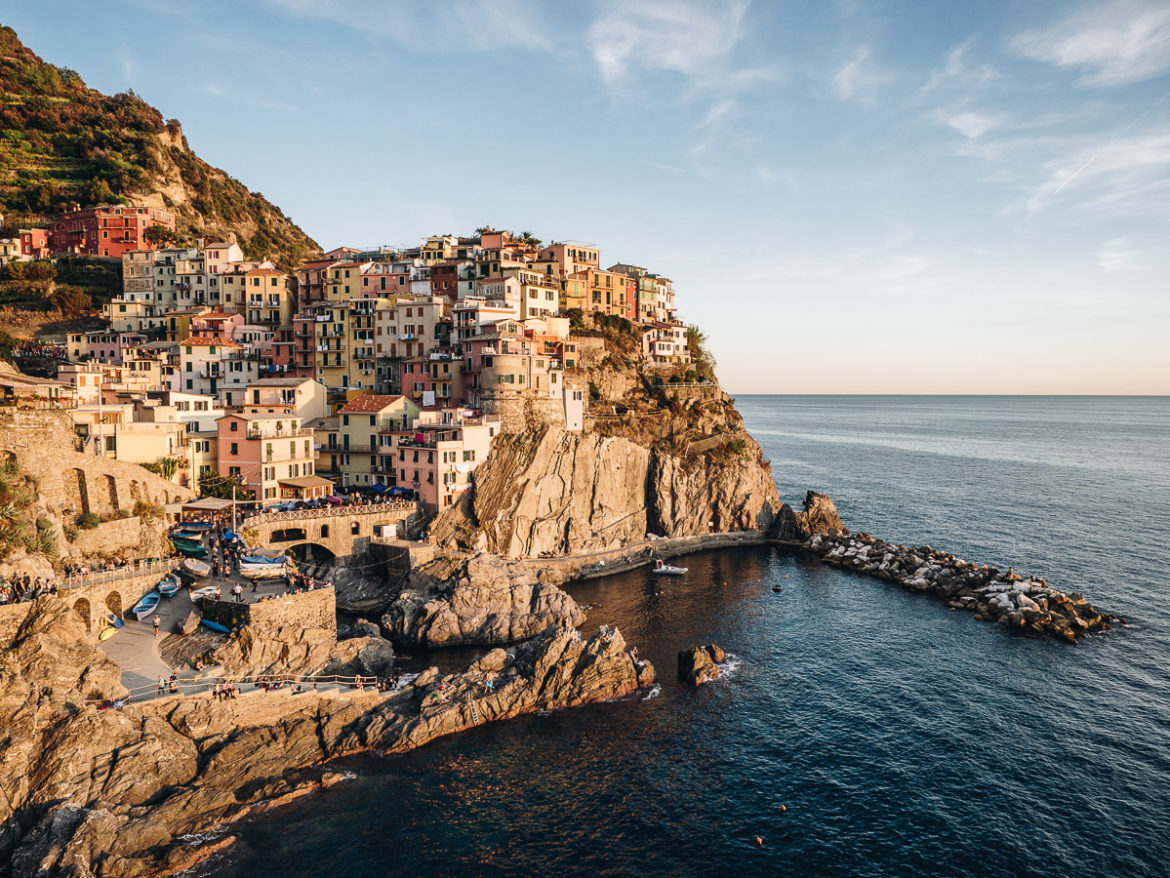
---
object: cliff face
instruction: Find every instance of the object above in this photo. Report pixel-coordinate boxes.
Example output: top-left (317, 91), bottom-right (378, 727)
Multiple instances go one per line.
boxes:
top-left (430, 381), bottom-right (782, 558)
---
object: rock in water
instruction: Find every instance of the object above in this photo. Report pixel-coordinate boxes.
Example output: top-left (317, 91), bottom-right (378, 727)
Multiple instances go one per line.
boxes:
top-left (678, 644), bottom-right (725, 686)
top-left (795, 491), bottom-right (845, 535)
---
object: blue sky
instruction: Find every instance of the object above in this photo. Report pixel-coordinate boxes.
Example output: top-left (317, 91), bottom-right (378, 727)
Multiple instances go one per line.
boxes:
top-left (5, 0), bottom-right (1170, 393)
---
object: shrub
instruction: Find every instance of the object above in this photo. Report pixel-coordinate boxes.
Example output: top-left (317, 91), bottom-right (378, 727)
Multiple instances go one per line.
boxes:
top-left (63, 523), bottom-right (78, 541)
top-left (589, 381), bottom-right (601, 402)
top-left (76, 512), bottom-right (100, 529)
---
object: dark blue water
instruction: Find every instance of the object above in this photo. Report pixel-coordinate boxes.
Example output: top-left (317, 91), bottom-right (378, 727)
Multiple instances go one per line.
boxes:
top-left (216, 396), bottom-right (1170, 877)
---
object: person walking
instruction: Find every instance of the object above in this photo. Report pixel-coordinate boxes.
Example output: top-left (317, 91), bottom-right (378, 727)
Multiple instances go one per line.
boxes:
top-left (152, 615), bottom-right (161, 637)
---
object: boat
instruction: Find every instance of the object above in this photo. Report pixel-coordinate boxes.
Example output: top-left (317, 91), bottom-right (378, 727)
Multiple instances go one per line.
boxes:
top-left (182, 558), bottom-right (211, 578)
top-left (238, 557), bottom-right (287, 570)
top-left (241, 547), bottom-right (285, 559)
top-left (104, 612), bottom-right (124, 629)
top-left (98, 625), bottom-right (118, 641)
top-left (652, 560), bottom-right (688, 576)
top-left (131, 592), bottom-right (160, 621)
top-left (174, 520), bottom-right (213, 531)
top-left (201, 619), bottom-right (231, 634)
top-left (157, 575), bottom-right (181, 597)
top-left (191, 585), bottom-right (222, 599)
top-left (239, 564), bottom-right (289, 580)
top-left (174, 541), bottom-right (207, 559)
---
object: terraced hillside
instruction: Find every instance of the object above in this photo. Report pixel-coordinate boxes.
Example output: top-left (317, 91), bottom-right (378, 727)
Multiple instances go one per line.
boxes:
top-left (0, 26), bottom-right (319, 268)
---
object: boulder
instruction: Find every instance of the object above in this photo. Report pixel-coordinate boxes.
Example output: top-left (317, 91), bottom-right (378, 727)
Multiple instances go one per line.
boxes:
top-left (351, 618), bottom-right (383, 640)
top-left (678, 644), bottom-right (725, 686)
top-left (795, 491), bottom-right (845, 536)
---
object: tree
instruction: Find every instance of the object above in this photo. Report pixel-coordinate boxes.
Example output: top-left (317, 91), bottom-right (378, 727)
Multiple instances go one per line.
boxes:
top-left (687, 324), bottom-right (717, 380)
top-left (145, 224), bottom-right (182, 246)
top-left (49, 287), bottom-right (91, 317)
top-left (198, 470), bottom-right (251, 501)
top-left (520, 230), bottom-right (542, 247)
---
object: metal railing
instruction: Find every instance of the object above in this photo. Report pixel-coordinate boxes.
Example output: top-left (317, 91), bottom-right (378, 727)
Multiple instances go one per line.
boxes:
top-left (240, 501), bottom-right (417, 528)
top-left (62, 558), bottom-right (180, 590)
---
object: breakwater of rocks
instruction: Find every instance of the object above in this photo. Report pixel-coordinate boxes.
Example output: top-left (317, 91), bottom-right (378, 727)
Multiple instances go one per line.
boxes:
top-left (806, 532), bottom-right (1119, 642)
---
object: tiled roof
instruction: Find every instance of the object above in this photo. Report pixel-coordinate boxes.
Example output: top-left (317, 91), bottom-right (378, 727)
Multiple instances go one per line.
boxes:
top-left (338, 394), bottom-right (407, 413)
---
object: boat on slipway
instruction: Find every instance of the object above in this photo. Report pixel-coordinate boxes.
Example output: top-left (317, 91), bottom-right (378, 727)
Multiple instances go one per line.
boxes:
top-left (652, 560), bottom-right (688, 576)
top-left (131, 591), bottom-right (160, 621)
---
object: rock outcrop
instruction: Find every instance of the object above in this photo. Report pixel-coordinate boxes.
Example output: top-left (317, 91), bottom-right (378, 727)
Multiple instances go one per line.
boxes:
top-left (677, 643), bottom-right (726, 686)
top-left (807, 532), bottom-right (1117, 641)
top-left (381, 553), bottom-right (583, 647)
top-left (429, 423), bottom-right (781, 558)
top-left (795, 491), bottom-right (845, 536)
top-left (0, 596), bottom-right (653, 877)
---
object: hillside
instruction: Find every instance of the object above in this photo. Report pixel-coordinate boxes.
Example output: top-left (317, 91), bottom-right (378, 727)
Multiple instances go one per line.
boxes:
top-left (0, 26), bottom-right (319, 268)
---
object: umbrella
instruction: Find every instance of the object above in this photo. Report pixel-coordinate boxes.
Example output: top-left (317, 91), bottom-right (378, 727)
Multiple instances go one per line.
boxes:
top-left (387, 486), bottom-right (411, 497)
top-left (368, 483), bottom-right (389, 494)
top-left (324, 495), bottom-right (343, 506)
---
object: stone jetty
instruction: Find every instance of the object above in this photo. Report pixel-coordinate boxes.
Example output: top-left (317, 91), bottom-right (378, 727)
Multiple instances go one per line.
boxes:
top-left (806, 532), bottom-right (1118, 641)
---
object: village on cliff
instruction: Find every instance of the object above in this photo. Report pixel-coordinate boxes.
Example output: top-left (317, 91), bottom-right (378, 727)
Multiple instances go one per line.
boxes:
top-left (2, 210), bottom-right (695, 514)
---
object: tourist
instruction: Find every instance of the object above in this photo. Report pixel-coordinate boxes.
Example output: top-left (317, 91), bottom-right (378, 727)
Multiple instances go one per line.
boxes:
top-left (152, 615), bottom-right (161, 637)
top-left (156, 676), bottom-right (166, 694)
top-left (169, 678), bottom-right (178, 694)
top-left (232, 582), bottom-right (244, 603)
top-left (212, 682), bottom-right (222, 701)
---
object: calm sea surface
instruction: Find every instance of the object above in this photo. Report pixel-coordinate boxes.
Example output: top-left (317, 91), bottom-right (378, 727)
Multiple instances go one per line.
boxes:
top-left (216, 396), bottom-right (1170, 877)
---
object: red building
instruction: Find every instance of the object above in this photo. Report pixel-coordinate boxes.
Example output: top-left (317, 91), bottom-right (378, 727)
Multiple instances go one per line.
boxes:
top-left (48, 205), bottom-right (178, 259)
top-left (19, 228), bottom-right (50, 259)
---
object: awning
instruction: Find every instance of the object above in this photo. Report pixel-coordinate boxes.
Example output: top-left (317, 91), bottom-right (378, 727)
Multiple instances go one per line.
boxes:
top-left (277, 475), bottom-right (335, 489)
top-left (181, 497), bottom-right (234, 512)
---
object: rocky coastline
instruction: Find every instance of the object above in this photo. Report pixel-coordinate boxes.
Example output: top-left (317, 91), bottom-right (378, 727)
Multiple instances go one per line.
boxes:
top-left (805, 531), bottom-right (1118, 641)
top-left (0, 598), bottom-right (653, 877)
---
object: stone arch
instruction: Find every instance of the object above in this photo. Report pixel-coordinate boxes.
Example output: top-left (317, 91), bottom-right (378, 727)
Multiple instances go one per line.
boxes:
top-left (105, 590), bottom-right (123, 619)
top-left (63, 468), bottom-right (89, 515)
top-left (73, 597), bottom-right (92, 632)
top-left (289, 543), bottom-right (335, 564)
top-left (271, 527), bottom-right (307, 543)
top-left (103, 474), bottom-right (119, 513)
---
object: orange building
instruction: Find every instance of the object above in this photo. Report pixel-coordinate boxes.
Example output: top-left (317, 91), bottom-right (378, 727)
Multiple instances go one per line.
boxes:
top-left (48, 205), bottom-right (178, 259)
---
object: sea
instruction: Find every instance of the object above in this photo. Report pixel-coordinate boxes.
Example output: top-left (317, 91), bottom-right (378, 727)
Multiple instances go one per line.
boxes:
top-left (214, 396), bottom-right (1170, 877)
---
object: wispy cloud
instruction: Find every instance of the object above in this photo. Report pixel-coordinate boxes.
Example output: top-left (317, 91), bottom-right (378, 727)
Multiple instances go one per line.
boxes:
top-left (918, 38), bottom-right (998, 96)
top-left (262, 0), bottom-right (556, 52)
top-left (587, 0), bottom-right (772, 92)
top-left (1024, 132), bottom-right (1170, 215)
top-left (1096, 237), bottom-right (1144, 271)
top-left (939, 111), bottom-right (1001, 139)
top-left (831, 45), bottom-right (894, 105)
top-left (1011, 0), bottom-right (1170, 86)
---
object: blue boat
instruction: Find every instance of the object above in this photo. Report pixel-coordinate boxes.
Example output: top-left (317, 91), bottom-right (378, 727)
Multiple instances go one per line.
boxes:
top-left (201, 619), bottom-right (230, 634)
top-left (157, 575), bottom-right (181, 597)
top-left (131, 592), bottom-right (160, 621)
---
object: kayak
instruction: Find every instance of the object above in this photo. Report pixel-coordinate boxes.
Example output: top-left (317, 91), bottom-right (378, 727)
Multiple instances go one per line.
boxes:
top-left (98, 625), bottom-right (118, 641)
top-left (131, 592), bottom-right (160, 621)
top-left (201, 619), bottom-right (230, 634)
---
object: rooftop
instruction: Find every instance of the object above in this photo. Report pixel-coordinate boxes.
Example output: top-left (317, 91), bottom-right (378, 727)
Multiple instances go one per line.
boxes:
top-left (339, 394), bottom-right (407, 413)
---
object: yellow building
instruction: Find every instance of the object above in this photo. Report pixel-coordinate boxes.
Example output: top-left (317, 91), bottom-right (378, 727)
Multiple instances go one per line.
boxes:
top-left (326, 394), bottom-right (422, 488)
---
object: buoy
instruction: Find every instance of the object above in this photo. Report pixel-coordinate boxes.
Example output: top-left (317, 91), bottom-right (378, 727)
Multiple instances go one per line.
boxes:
top-left (784, 575), bottom-right (789, 579)
top-left (781, 805), bottom-right (787, 812)
top-left (755, 836), bottom-right (763, 847)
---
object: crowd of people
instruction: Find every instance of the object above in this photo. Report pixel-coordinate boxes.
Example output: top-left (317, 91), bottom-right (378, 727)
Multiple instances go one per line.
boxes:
top-left (0, 574), bottom-right (59, 604)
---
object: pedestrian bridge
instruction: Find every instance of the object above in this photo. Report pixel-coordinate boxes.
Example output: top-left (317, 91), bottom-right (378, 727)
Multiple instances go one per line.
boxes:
top-left (239, 501), bottom-right (421, 560)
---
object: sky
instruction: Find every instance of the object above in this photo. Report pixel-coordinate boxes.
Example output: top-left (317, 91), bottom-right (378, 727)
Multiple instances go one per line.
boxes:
top-left (3, 0), bottom-right (1169, 394)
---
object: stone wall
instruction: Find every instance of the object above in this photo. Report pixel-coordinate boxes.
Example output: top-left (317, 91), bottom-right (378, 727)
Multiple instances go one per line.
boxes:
top-left (0, 409), bottom-right (192, 540)
top-left (249, 586), bottom-right (336, 633)
top-left (201, 587), bottom-right (337, 635)
top-left (69, 516), bottom-right (144, 556)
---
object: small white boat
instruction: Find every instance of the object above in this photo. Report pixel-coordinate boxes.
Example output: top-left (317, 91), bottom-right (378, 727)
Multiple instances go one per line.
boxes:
top-left (652, 560), bottom-right (688, 576)
top-left (190, 585), bottom-right (222, 599)
top-left (183, 558), bottom-right (211, 578)
top-left (239, 565), bottom-right (288, 580)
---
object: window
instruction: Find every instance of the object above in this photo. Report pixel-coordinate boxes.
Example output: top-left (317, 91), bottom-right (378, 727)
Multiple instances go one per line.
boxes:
top-left (351, 521), bottom-right (360, 535)
top-left (320, 525), bottom-right (329, 538)
top-left (230, 442), bottom-right (238, 455)
top-left (462, 450), bottom-right (476, 462)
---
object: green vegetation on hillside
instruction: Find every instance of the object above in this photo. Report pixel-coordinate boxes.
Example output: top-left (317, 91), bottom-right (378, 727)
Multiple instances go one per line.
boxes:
top-left (0, 27), bottom-right (319, 268)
